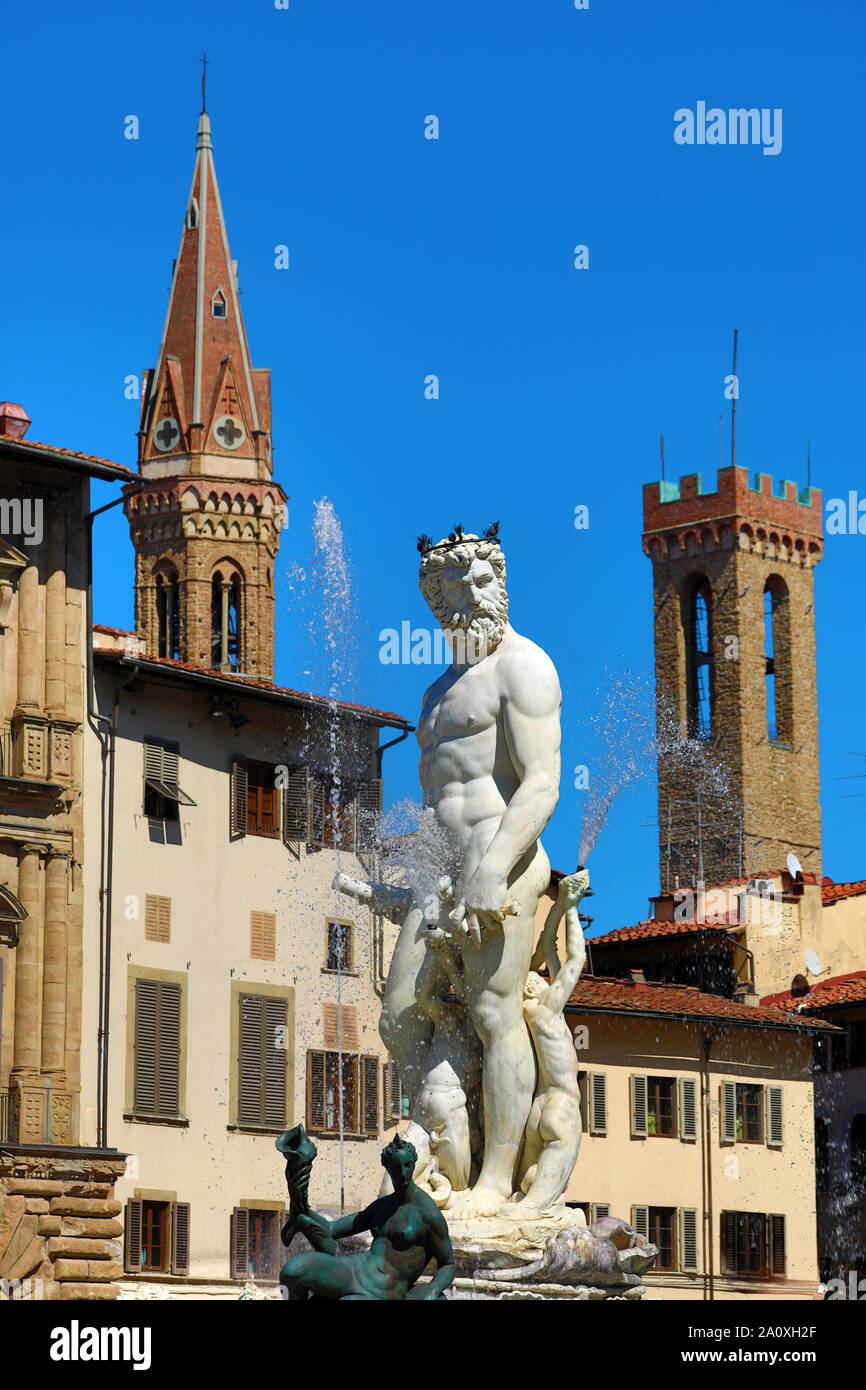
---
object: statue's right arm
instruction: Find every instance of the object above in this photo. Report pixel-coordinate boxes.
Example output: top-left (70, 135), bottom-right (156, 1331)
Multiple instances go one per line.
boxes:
top-left (328, 1199), bottom-right (380, 1241)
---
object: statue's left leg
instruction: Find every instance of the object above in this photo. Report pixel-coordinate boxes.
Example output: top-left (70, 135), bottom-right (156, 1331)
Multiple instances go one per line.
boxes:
top-left (280, 1251), bottom-right (353, 1302)
top-left (507, 1091), bottom-right (581, 1217)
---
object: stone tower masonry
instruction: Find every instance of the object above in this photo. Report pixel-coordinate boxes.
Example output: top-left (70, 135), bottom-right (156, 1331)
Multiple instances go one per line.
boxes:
top-left (643, 466), bottom-right (823, 889)
top-left (125, 111), bottom-right (287, 680)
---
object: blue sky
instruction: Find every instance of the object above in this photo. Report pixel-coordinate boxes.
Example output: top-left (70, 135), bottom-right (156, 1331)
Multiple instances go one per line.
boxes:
top-left (2, 0), bottom-right (865, 935)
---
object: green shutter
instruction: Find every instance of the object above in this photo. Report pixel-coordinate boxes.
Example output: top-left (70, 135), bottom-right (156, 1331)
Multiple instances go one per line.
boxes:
top-left (631, 1074), bottom-right (648, 1138)
top-left (631, 1204), bottom-right (650, 1240)
top-left (679, 1077), bottom-right (698, 1141)
top-left (720, 1081), bottom-right (737, 1144)
top-left (767, 1086), bottom-right (784, 1147)
top-left (679, 1207), bottom-right (699, 1273)
top-left (589, 1072), bottom-right (607, 1136)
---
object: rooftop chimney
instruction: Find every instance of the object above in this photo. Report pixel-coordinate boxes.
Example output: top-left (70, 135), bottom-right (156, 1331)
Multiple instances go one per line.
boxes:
top-left (0, 402), bottom-right (31, 439)
top-left (629, 968), bottom-right (649, 989)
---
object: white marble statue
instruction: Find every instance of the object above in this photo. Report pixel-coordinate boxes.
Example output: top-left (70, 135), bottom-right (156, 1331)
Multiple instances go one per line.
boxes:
top-left (336, 526), bottom-right (585, 1220)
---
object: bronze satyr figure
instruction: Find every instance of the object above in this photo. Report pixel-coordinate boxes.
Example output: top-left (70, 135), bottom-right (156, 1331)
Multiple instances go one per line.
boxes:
top-left (277, 1130), bottom-right (455, 1301)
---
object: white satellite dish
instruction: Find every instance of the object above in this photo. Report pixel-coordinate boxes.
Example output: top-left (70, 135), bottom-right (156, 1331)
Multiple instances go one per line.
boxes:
top-left (805, 948), bottom-right (822, 977)
top-left (787, 852), bottom-right (803, 880)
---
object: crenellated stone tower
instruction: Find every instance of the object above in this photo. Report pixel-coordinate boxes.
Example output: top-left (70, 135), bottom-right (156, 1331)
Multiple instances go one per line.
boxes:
top-left (125, 110), bottom-right (286, 680)
top-left (643, 466), bottom-right (823, 889)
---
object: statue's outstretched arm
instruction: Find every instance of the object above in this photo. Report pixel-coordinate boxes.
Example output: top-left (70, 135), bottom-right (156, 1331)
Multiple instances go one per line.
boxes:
top-left (542, 903), bottom-right (587, 1016)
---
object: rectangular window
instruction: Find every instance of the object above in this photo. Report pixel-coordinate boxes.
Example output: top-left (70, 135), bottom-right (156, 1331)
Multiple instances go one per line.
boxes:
top-left (736, 1084), bottom-right (764, 1143)
top-left (306, 1049), bottom-right (378, 1137)
top-left (648, 1207), bottom-right (676, 1269)
top-left (325, 1051), bottom-right (358, 1131)
top-left (250, 911), bottom-right (277, 961)
top-left (144, 895), bottom-right (171, 944)
top-left (143, 741), bottom-right (195, 822)
top-left (647, 1077), bottom-right (677, 1137)
top-left (383, 1058), bottom-right (410, 1126)
top-left (246, 760), bottom-right (280, 838)
top-left (133, 978), bottom-right (182, 1117)
top-left (237, 994), bottom-right (288, 1128)
top-left (721, 1210), bottom-right (768, 1276)
top-left (325, 921), bottom-right (353, 972)
top-left (141, 1200), bottom-right (168, 1272)
top-left (125, 1199), bottom-right (189, 1276)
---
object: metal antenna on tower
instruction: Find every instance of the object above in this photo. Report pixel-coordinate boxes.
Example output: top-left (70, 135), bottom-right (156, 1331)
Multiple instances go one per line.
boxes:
top-left (731, 329), bottom-right (738, 467)
top-left (660, 432), bottom-right (665, 481)
top-left (200, 52), bottom-right (210, 115)
top-left (807, 439), bottom-right (812, 489)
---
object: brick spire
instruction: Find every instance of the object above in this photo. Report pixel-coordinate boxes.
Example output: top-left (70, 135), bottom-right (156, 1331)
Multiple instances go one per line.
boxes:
top-left (138, 112), bottom-right (271, 477)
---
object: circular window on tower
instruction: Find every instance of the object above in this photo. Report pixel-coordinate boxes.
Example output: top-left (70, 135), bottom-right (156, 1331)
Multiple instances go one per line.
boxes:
top-left (213, 414), bottom-right (246, 450)
top-left (153, 417), bottom-right (181, 452)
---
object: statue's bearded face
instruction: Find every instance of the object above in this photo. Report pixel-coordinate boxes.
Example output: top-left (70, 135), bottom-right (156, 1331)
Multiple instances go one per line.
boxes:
top-left (419, 542), bottom-right (509, 660)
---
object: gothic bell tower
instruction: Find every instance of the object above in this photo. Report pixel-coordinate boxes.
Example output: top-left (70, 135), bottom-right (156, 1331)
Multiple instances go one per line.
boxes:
top-left (643, 466), bottom-right (824, 889)
top-left (125, 109), bottom-right (286, 680)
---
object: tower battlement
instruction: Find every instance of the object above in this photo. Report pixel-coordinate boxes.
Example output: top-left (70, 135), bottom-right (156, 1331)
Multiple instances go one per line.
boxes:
top-left (643, 465), bottom-right (823, 547)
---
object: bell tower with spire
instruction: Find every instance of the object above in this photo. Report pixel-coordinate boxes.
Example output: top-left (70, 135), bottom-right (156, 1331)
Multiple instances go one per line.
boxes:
top-left (125, 102), bottom-right (286, 679)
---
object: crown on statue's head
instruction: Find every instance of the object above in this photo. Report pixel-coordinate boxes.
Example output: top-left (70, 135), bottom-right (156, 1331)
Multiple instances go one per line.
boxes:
top-left (416, 521), bottom-right (501, 557)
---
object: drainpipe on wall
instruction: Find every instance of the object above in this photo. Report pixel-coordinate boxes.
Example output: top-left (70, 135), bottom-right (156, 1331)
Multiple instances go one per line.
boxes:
top-left (701, 1027), bottom-right (723, 1302)
top-left (372, 724), bottom-right (412, 996)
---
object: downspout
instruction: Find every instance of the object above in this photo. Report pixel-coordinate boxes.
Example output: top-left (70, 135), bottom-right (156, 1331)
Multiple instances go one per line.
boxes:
top-left (86, 483), bottom-right (142, 1148)
top-left (372, 724), bottom-right (412, 995)
top-left (701, 1027), bottom-right (722, 1302)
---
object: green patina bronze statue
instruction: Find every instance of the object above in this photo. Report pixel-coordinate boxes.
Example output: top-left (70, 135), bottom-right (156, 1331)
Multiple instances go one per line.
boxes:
top-left (276, 1127), bottom-right (455, 1301)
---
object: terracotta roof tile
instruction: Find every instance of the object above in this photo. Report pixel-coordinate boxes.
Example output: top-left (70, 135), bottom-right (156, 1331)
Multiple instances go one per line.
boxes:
top-left (761, 972), bottom-right (866, 1013)
top-left (588, 917), bottom-right (735, 946)
top-left (94, 645), bottom-right (410, 726)
top-left (569, 974), bottom-right (834, 1030)
top-left (0, 433), bottom-right (132, 475)
top-left (821, 879), bottom-right (866, 905)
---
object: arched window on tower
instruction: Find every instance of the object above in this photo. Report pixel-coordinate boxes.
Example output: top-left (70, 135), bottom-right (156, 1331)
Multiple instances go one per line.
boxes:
top-left (687, 579), bottom-right (713, 740)
top-left (211, 569), bottom-right (241, 672)
top-left (764, 577), bottom-right (791, 745)
top-left (155, 571), bottom-right (180, 661)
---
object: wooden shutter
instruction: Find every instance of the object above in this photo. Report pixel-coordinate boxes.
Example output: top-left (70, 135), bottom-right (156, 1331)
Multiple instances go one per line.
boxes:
top-left (383, 1058), bottom-right (402, 1126)
top-left (306, 1050), bottom-right (325, 1131)
top-left (282, 768), bottom-right (310, 844)
top-left (231, 756), bottom-right (248, 837)
top-left (590, 1202), bottom-right (610, 1223)
top-left (679, 1207), bottom-right (699, 1273)
top-left (145, 895), bottom-right (171, 944)
top-left (124, 1199), bottom-right (143, 1273)
top-left (263, 996), bottom-right (288, 1128)
top-left (766, 1085), bottom-right (784, 1147)
top-left (134, 978), bottom-right (181, 1116)
top-left (720, 1081), bottom-right (737, 1144)
top-left (720, 1211), bottom-right (737, 1275)
top-left (588, 1072), bottom-right (607, 1136)
top-left (250, 911), bottom-right (277, 961)
top-left (322, 1003), bottom-right (358, 1051)
top-left (361, 1055), bottom-right (379, 1136)
top-left (308, 777), bottom-right (325, 848)
top-left (230, 1208), bottom-right (249, 1281)
top-left (162, 744), bottom-right (180, 788)
top-left (679, 1077), bottom-right (698, 1141)
top-left (631, 1074), bottom-right (648, 1138)
top-left (355, 779), bottom-right (382, 852)
top-left (769, 1213), bottom-right (786, 1275)
top-left (631, 1204), bottom-right (649, 1241)
top-left (171, 1202), bottom-right (190, 1276)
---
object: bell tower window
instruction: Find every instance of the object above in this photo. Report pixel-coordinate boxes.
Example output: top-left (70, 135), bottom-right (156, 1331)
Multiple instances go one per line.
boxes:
top-left (155, 573), bottom-right (180, 661)
top-left (763, 576), bottom-right (791, 745)
top-left (211, 569), bottom-right (241, 672)
top-left (687, 579), bottom-right (712, 741)
top-left (211, 289), bottom-right (227, 319)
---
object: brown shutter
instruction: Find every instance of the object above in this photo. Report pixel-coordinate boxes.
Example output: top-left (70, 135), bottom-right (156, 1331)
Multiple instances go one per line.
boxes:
top-left (282, 768), bottom-right (310, 843)
top-left (355, 779), bottom-right (382, 852)
top-left (322, 1003), bottom-right (358, 1051)
top-left (238, 994), bottom-right (264, 1125)
top-left (156, 982), bottom-right (181, 1115)
top-left (770, 1214), bottom-right (786, 1275)
top-left (306, 1050), bottom-right (325, 1130)
top-left (720, 1211), bottom-right (737, 1275)
top-left (343, 1054), bottom-right (359, 1132)
top-left (124, 1198), bottom-right (143, 1273)
top-left (145, 895), bottom-right (171, 943)
top-left (309, 777), bottom-right (325, 847)
top-left (171, 1202), bottom-right (190, 1276)
top-left (231, 756), bottom-right (248, 837)
top-left (133, 979), bottom-right (158, 1114)
top-left (250, 911), bottom-right (276, 961)
top-left (383, 1059), bottom-right (393, 1127)
top-left (361, 1055), bottom-right (379, 1136)
top-left (264, 996), bottom-right (288, 1128)
top-left (230, 1207), bottom-right (250, 1281)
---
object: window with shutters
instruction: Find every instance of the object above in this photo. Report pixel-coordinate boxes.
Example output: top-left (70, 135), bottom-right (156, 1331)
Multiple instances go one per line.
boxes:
top-left (648, 1207), bottom-right (676, 1269)
top-left (133, 978), bottom-right (182, 1118)
top-left (720, 1210), bottom-right (779, 1277)
top-left (125, 1198), bottom-right (189, 1275)
top-left (237, 994), bottom-right (288, 1129)
top-left (647, 1077), bottom-right (676, 1137)
top-left (143, 740), bottom-right (195, 821)
top-left (325, 920), bottom-right (353, 973)
top-left (250, 911), bottom-right (277, 961)
top-left (246, 760), bottom-right (279, 838)
top-left (736, 1083), bottom-right (764, 1143)
top-left (142, 1200), bottom-right (168, 1272)
top-left (145, 895), bottom-right (171, 944)
top-left (306, 1049), bottom-right (379, 1137)
top-left (231, 1208), bottom-right (280, 1282)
